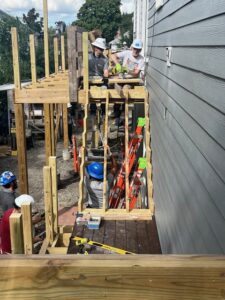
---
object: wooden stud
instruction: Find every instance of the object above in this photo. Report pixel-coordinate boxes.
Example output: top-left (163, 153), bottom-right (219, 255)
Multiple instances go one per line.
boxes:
top-left (47, 247), bottom-right (68, 254)
top-left (103, 91), bottom-right (109, 211)
top-left (61, 35), bottom-right (66, 72)
top-left (9, 213), bottom-right (24, 254)
top-left (94, 109), bottom-right (100, 148)
top-left (43, 0), bottom-right (49, 77)
top-left (38, 238), bottom-right (49, 255)
top-left (125, 91), bottom-right (129, 212)
top-left (63, 104), bottom-right (69, 149)
top-left (29, 34), bottom-right (37, 84)
top-left (54, 104), bottom-right (62, 143)
top-left (11, 27), bottom-right (21, 89)
top-left (67, 26), bottom-right (77, 102)
top-left (83, 32), bottom-right (89, 90)
top-left (21, 203), bottom-right (33, 255)
top-left (54, 37), bottom-right (59, 73)
top-left (78, 33), bottom-right (90, 212)
top-left (11, 27), bottom-right (28, 194)
top-left (43, 166), bottom-right (54, 244)
top-left (14, 103), bottom-right (28, 194)
top-left (44, 104), bottom-right (52, 165)
top-left (50, 103), bottom-right (55, 156)
top-left (49, 156), bottom-right (58, 235)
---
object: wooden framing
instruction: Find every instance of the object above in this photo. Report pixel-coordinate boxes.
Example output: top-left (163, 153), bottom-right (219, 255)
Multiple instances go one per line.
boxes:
top-left (1, 255), bottom-right (225, 299)
top-left (12, 27), bottom-right (28, 194)
top-left (21, 203), bottom-right (33, 254)
top-left (9, 213), bottom-right (24, 254)
top-left (49, 156), bottom-right (58, 235)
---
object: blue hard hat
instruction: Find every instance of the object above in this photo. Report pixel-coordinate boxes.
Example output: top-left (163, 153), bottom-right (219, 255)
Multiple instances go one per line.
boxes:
top-left (131, 39), bottom-right (143, 49)
top-left (0, 171), bottom-right (17, 186)
top-left (86, 162), bottom-right (104, 180)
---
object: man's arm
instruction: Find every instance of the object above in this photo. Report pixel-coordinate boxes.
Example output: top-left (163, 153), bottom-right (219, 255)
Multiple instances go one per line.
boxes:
top-left (111, 53), bottom-right (120, 65)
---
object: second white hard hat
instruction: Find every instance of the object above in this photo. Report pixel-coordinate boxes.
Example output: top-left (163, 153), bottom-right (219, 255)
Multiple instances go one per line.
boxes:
top-left (92, 38), bottom-right (106, 50)
top-left (15, 194), bottom-right (35, 208)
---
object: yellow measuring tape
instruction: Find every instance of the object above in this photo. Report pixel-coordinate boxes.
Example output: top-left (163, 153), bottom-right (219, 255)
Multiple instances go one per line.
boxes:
top-left (72, 236), bottom-right (135, 255)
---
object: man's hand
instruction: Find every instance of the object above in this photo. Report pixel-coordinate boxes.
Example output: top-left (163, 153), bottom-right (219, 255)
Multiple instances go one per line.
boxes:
top-left (115, 63), bottom-right (122, 73)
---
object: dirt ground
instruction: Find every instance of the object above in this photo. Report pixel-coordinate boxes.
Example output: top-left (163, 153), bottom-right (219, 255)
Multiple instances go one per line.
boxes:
top-left (0, 139), bottom-right (79, 212)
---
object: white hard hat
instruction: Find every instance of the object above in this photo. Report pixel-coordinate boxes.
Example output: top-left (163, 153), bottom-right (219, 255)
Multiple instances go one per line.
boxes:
top-left (67, 103), bottom-right (72, 108)
top-left (131, 39), bottom-right (143, 49)
top-left (92, 38), bottom-right (106, 50)
top-left (15, 194), bottom-right (35, 208)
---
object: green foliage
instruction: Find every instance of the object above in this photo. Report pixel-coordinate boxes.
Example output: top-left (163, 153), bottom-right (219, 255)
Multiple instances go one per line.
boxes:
top-left (75, 0), bottom-right (122, 42)
top-left (0, 16), bottom-right (31, 85)
top-left (22, 8), bottom-right (43, 33)
top-left (120, 13), bottom-right (133, 47)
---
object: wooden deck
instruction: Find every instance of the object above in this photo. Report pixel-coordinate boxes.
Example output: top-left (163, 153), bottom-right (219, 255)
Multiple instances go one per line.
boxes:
top-left (68, 217), bottom-right (161, 254)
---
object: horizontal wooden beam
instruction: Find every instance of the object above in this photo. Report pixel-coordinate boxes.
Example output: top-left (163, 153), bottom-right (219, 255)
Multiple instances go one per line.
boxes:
top-left (80, 208), bottom-right (153, 220)
top-left (89, 78), bottom-right (142, 84)
top-left (78, 89), bottom-right (146, 103)
top-left (0, 256), bottom-right (225, 299)
top-left (15, 88), bottom-right (69, 104)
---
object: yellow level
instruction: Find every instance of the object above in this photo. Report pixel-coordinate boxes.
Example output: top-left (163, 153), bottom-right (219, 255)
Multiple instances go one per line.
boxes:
top-left (72, 236), bottom-right (135, 255)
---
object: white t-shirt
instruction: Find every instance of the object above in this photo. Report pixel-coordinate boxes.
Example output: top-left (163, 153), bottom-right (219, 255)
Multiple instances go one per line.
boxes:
top-left (117, 50), bottom-right (145, 72)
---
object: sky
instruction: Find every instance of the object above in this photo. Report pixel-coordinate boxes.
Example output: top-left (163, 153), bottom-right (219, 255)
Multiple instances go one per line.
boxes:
top-left (0, 0), bottom-right (134, 26)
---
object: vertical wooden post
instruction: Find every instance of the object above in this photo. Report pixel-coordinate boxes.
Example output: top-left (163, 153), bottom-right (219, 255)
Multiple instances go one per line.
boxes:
top-left (43, 166), bottom-right (54, 244)
top-left (61, 35), bottom-right (65, 72)
top-left (63, 104), bottom-right (69, 149)
top-left (55, 104), bottom-right (62, 143)
top-left (78, 32), bottom-right (89, 212)
top-left (43, 0), bottom-right (54, 162)
top-left (125, 91), bottom-right (130, 212)
top-left (44, 103), bottom-right (52, 164)
top-left (49, 156), bottom-right (58, 235)
top-left (50, 104), bottom-right (55, 156)
top-left (144, 92), bottom-right (154, 213)
top-left (83, 32), bottom-right (89, 90)
top-left (43, 0), bottom-right (49, 78)
top-left (21, 203), bottom-right (33, 254)
top-left (29, 34), bottom-right (37, 83)
top-left (67, 26), bottom-right (77, 102)
top-left (103, 92), bottom-right (109, 211)
top-left (10, 213), bottom-right (24, 254)
top-left (54, 37), bottom-right (59, 73)
top-left (11, 27), bottom-right (28, 194)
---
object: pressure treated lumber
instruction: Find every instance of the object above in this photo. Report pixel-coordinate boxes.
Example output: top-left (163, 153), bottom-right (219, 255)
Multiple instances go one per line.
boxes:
top-left (21, 203), bottom-right (33, 254)
top-left (43, 166), bottom-right (54, 244)
top-left (9, 213), bottom-right (24, 254)
top-left (0, 256), bottom-right (225, 300)
top-left (49, 156), bottom-right (58, 235)
top-left (11, 27), bottom-right (28, 194)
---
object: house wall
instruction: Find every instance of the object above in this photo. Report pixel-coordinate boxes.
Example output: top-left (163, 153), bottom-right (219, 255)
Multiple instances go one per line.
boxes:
top-left (133, 0), bottom-right (148, 56)
top-left (145, 0), bottom-right (225, 253)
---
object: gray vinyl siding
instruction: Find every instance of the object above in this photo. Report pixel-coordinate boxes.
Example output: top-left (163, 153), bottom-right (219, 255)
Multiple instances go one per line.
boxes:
top-left (146, 0), bottom-right (225, 254)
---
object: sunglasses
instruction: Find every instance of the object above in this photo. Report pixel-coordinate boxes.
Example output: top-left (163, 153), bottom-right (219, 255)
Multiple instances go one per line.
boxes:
top-left (133, 48), bottom-right (141, 52)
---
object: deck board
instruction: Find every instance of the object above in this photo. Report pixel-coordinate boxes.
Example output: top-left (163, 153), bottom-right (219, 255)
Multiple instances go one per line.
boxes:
top-left (68, 219), bottom-right (161, 254)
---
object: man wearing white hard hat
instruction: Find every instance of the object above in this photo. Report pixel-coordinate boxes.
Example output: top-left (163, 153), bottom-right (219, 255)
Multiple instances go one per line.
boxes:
top-left (1, 194), bottom-right (42, 253)
top-left (111, 39), bottom-right (144, 78)
top-left (89, 37), bottom-right (109, 115)
top-left (89, 37), bottom-right (109, 78)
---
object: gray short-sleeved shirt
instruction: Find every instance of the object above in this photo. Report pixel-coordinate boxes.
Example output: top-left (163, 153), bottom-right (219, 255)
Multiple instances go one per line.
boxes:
top-left (85, 173), bottom-right (114, 208)
top-left (0, 189), bottom-right (17, 215)
top-left (89, 53), bottom-right (108, 77)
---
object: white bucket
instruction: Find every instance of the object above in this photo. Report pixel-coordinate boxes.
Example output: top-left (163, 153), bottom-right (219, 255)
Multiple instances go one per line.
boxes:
top-left (62, 149), bottom-right (71, 161)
